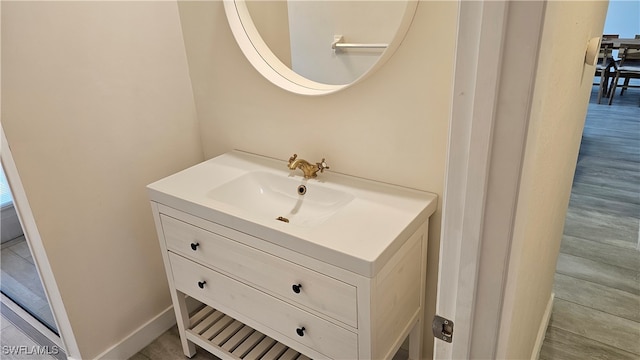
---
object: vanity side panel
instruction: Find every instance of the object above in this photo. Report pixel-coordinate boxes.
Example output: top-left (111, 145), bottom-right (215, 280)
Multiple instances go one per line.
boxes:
top-left (371, 222), bottom-right (428, 359)
top-left (149, 201), bottom-right (196, 356)
top-left (356, 278), bottom-right (373, 360)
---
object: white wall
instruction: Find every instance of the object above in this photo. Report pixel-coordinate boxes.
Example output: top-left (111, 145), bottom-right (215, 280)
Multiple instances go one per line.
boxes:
top-left (497, 1), bottom-right (608, 358)
top-left (1, 2), bottom-right (203, 358)
top-left (176, 1), bottom-right (457, 357)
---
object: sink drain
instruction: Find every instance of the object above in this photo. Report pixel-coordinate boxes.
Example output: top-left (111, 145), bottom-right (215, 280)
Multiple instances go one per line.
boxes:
top-left (297, 185), bottom-right (307, 195)
top-left (276, 216), bottom-right (290, 223)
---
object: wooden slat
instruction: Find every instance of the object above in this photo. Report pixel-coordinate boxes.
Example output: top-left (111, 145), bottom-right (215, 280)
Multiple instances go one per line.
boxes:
top-left (277, 348), bottom-right (300, 360)
top-left (260, 342), bottom-right (288, 360)
top-left (243, 336), bottom-right (276, 360)
top-left (189, 305), bottom-right (215, 327)
top-left (231, 331), bottom-right (265, 358)
top-left (191, 310), bottom-right (224, 334)
top-left (184, 331), bottom-right (243, 360)
top-left (211, 319), bottom-right (244, 347)
top-left (297, 355), bottom-right (312, 360)
top-left (200, 314), bottom-right (235, 340)
top-left (222, 326), bottom-right (255, 352)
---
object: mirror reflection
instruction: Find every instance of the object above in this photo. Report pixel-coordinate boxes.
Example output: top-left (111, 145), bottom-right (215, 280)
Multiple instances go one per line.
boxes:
top-left (245, 1), bottom-right (408, 85)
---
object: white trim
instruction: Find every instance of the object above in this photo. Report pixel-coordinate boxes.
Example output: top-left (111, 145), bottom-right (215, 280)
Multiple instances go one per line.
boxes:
top-left (531, 293), bottom-right (554, 360)
top-left (0, 125), bottom-right (81, 359)
top-left (94, 296), bottom-right (203, 359)
top-left (95, 305), bottom-right (176, 360)
top-left (470, 2), bottom-right (545, 358)
top-left (437, 1), bottom-right (548, 358)
top-left (435, 1), bottom-right (509, 358)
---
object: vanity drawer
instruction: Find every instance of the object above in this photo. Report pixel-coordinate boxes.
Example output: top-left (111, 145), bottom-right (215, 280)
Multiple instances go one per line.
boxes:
top-left (161, 214), bottom-right (358, 328)
top-left (169, 252), bottom-right (358, 360)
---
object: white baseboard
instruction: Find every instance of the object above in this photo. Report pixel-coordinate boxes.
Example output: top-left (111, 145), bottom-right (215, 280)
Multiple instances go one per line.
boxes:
top-left (531, 292), bottom-right (554, 360)
top-left (94, 296), bottom-right (203, 360)
top-left (95, 305), bottom-right (176, 360)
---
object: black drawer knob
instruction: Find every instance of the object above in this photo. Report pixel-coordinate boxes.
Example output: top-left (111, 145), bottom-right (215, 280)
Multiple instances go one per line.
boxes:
top-left (292, 284), bottom-right (302, 294)
top-left (197, 281), bottom-right (206, 289)
top-left (190, 242), bottom-right (199, 251)
top-left (296, 327), bottom-right (305, 337)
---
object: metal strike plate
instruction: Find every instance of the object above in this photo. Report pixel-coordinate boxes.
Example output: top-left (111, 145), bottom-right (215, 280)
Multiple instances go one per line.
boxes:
top-left (432, 315), bottom-right (454, 343)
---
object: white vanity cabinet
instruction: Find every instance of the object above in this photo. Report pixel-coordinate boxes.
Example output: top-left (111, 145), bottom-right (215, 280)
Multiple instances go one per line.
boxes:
top-left (148, 151), bottom-right (437, 360)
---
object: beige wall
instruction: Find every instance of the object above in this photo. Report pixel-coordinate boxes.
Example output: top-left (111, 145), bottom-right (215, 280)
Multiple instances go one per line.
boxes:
top-left (498, 1), bottom-right (608, 358)
top-left (1, 1), bottom-right (203, 358)
top-left (177, 1), bottom-right (457, 357)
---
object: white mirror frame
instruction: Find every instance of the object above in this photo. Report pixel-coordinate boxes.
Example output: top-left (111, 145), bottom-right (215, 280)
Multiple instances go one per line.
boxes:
top-left (223, 0), bottom-right (419, 96)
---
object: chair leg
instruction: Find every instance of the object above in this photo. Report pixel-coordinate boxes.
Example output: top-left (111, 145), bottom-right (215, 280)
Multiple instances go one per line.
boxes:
top-left (597, 71), bottom-right (605, 104)
top-left (621, 77), bottom-right (630, 96)
top-left (605, 70), bottom-right (616, 98)
top-left (608, 73), bottom-right (620, 105)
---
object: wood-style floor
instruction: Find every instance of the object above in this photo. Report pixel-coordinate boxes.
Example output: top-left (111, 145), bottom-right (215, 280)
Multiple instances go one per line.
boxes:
top-left (540, 86), bottom-right (640, 359)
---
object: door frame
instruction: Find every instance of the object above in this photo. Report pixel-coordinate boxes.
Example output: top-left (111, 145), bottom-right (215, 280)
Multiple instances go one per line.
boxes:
top-left (435, 1), bottom-right (546, 358)
top-left (1, 126), bottom-right (81, 359)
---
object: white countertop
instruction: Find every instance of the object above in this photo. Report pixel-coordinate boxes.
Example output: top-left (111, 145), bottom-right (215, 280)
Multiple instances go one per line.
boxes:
top-left (147, 150), bottom-right (437, 277)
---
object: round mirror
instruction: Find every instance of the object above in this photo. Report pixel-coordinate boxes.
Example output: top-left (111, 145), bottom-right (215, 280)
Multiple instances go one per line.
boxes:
top-left (223, 0), bottom-right (418, 95)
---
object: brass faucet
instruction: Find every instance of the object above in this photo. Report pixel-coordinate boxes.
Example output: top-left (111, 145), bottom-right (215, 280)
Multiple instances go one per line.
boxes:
top-left (288, 154), bottom-right (330, 178)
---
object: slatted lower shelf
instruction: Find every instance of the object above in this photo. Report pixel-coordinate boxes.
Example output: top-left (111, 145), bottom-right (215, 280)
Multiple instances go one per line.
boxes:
top-left (186, 305), bottom-right (312, 360)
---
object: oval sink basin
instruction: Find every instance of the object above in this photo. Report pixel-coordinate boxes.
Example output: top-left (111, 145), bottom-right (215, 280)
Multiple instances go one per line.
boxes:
top-left (207, 171), bottom-right (354, 226)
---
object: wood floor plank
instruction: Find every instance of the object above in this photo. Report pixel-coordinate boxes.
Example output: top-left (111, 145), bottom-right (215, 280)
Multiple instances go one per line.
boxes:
top-left (582, 126), bottom-right (640, 141)
top-left (579, 137), bottom-right (640, 155)
top-left (541, 326), bottom-right (639, 360)
top-left (547, 299), bottom-right (640, 355)
top-left (555, 253), bottom-right (640, 295)
top-left (571, 167), bottom-right (640, 193)
top-left (578, 148), bottom-right (640, 162)
top-left (569, 192), bottom-right (640, 217)
top-left (570, 182), bottom-right (640, 207)
top-left (580, 136), bottom-right (640, 154)
top-left (576, 156), bottom-right (640, 172)
top-left (559, 235), bottom-right (640, 272)
top-left (553, 273), bottom-right (640, 322)
top-left (563, 207), bottom-right (639, 248)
